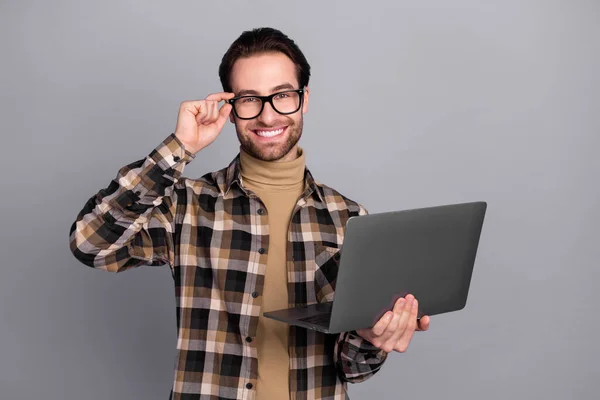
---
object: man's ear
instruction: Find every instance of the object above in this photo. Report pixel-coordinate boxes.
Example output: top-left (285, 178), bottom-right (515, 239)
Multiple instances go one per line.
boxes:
top-left (302, 86), bottom-right (310, 114)
top-left (229, 113), bottom-right (235, 124)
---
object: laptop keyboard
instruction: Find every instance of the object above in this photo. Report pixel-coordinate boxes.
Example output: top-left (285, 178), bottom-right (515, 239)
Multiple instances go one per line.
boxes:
top-left (299, 313), bottom-right (331, 326)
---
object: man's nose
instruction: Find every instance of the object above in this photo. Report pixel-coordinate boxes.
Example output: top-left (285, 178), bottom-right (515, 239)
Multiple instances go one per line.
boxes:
top-left (257, 101), bottom-right (278, 125)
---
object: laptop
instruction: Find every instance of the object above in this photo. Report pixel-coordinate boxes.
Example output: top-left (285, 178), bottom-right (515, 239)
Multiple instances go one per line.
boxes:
top-left (262, 201), bottom-right (487, 334)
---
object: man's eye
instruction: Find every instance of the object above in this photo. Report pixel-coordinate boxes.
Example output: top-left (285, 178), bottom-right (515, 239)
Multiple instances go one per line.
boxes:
top-left (275, 93), bottom-right (289, 99)
top-left (242, 97), bottom-right (259, 103)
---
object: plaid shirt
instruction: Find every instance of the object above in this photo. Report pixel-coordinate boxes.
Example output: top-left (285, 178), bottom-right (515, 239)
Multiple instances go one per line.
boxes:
top-left (69, 134), bottom-right (388, 399)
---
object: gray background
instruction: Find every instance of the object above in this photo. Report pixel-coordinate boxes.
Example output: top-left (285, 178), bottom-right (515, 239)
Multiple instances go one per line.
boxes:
top-left (1, 0), bottom-right (598, 399)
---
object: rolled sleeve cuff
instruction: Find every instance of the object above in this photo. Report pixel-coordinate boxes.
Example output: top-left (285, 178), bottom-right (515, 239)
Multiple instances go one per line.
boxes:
top-left (150, 133), bottom-right (196, 169)
top-left (335, 330), bottom-right (388, 383)
top-left (129, 134), bottom-right (195, 203)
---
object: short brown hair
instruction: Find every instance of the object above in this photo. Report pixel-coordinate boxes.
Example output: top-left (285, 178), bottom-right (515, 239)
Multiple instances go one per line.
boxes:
top-left (218, 27), bottom-right (311, 93)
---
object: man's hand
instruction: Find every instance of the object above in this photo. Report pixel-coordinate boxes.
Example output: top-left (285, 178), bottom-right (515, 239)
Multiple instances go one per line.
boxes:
top-left (174, 92), bottom-right (236, 154)
top-left (355, 294), bottom-right (430, 353)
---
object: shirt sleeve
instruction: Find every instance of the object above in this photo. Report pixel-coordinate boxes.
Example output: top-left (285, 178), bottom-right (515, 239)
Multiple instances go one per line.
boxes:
top-left (69, 133), bottom-right (195, 272)
top-left (334, 330), bottom-right (388, 383)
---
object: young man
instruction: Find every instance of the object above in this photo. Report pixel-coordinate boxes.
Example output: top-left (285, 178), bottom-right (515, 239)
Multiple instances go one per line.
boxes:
top-left (70, 27), bottom-right (430, 400)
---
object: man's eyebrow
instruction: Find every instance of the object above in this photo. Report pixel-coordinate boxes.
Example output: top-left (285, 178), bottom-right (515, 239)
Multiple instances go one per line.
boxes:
top-left (271, 83), bottom-right (296, 92)
top-left (236, 83), bottom-right (296, 96)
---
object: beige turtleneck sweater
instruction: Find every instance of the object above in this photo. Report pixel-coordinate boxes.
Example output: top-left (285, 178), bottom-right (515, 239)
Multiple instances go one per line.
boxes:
top-left (239, 147), bottom-right (306, 400)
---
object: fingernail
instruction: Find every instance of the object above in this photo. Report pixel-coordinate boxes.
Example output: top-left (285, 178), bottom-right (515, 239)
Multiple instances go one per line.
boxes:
top-left (413, 299), bottom-right (418, 308)
top-left (386, 313), bottom-right (392, 320)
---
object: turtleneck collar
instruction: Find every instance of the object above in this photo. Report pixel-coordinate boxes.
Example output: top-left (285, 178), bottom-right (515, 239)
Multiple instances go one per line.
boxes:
top-left (239, 146), bottom-right (306, 188)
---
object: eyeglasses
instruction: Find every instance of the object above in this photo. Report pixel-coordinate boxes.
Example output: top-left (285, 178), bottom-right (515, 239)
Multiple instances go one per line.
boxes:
top-left (226, 88), bottom-right (305, 120)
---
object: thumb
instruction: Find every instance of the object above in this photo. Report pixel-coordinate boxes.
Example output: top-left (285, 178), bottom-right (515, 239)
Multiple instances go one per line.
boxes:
top-left (215, 102), bottom-right (233, 130)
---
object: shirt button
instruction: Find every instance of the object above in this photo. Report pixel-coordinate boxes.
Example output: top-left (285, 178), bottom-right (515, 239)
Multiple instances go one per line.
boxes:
top-left (173, 156), bottom-right (181, 162)
top-left (252, 292), bottom-right (259, 298)
top-left (246, 336), bottom-right (253, 343)
top-left (258, 248), bottom-right (266, 254)
top-left (257, 208), bottom-right (265, 215)
top-left (246, 383), bottom-right (253, 389)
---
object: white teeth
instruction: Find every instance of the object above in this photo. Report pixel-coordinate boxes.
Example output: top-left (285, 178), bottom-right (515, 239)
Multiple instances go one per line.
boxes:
top-left (255, 128), bottom-right (284, 137)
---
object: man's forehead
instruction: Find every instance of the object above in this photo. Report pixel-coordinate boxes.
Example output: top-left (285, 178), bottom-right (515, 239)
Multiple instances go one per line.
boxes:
top-left (230, 53), bottom-right (299, 93)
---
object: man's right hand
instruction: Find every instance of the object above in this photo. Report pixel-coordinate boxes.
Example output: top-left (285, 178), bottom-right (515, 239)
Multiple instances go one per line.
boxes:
top-left (174, 92), bottom-right (236, 154)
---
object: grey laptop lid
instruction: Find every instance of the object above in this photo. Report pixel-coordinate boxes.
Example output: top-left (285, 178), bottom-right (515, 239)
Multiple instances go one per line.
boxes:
top-left (327, 201), bottom-right (487, 334)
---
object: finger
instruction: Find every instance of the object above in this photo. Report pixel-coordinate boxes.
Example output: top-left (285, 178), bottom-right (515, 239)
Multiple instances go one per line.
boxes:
top-left (371, 311), bottom-right (393, 337)
top-left (203, 101), bottom-right (218, 125)
top-left (205, 92), bottom-right (236, 102)
top-left (383, 295), bottom-right (414, 351)
top-left (198, 101), bottom-right (211, 125)
top-left (211, 101), bottom-right (220, 123)
top-left (378, 313), bottom-right (402, 352)
top-left (377, 298), bottom-right (407, 349)
top-left (394, 323), bottom-right (417, 352)
top-left (215, 102), bottom-right (233, 130)
top-left (393, 296), bottom-right (406, 313)
top-left (395, 295), bottom-right (415, 334)
top-left (394, 298), bottom-right (419, 352)
top-left (181, 100), bottom-right (208, 119)
top-left (417, 315), bottom-right (430, 331)
top-left (189, 101), bottom-right (207, 123)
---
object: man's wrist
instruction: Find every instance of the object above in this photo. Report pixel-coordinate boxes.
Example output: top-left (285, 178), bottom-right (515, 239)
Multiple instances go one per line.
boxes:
top-left (171, 134), bottom-right (199, 159)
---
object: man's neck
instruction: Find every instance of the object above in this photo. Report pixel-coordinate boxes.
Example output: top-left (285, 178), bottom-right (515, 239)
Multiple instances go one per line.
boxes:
top-left (239, 146), bottom-right (305, 187)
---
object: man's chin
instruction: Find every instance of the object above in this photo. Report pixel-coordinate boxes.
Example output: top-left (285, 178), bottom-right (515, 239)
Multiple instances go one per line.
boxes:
top-left (253, 148), bottom-right (287, 162)
top-left (243, 142), bottom-right (292, 162)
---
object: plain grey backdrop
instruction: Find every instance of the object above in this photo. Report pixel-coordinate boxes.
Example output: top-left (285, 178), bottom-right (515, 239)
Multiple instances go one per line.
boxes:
top-left (1, 0), bottom-right (598, 399)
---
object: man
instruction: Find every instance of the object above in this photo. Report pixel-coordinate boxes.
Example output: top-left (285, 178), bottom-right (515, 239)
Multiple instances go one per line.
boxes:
top-left (70, 27), bottom-right (430, 400)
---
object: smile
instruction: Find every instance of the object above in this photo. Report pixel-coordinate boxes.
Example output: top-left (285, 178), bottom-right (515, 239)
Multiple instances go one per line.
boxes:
top-left (253, 127), bottom-right (286, 138)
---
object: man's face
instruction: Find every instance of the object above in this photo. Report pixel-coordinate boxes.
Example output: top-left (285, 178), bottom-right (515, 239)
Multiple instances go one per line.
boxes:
top-left (228, 52), bottom-right (309, 162)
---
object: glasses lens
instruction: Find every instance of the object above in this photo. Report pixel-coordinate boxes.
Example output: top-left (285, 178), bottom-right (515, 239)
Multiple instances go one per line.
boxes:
top-left (272, 91), bottom-right (301, 114)
top-left (233, 97), bottom-right (263, 119)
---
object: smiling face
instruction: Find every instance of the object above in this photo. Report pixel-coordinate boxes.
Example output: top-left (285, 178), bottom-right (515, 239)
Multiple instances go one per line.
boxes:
top-left (228, 52), bottom-right (310, 162)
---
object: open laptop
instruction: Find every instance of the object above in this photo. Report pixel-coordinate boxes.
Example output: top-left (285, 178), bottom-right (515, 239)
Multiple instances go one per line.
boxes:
top-left (263, 201), bottom-right (487, 334)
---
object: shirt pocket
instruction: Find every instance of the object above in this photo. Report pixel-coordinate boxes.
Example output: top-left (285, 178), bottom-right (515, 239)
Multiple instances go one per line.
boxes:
top-left (313, 244), bottom-right (341, 304)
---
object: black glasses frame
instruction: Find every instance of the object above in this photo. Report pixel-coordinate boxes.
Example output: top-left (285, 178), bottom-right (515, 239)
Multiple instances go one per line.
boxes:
top-left (226, 88), bottom-right (305, 120)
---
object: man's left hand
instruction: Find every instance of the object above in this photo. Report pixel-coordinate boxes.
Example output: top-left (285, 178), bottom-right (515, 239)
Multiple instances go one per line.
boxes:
top-left (355, 294), bottom-right (430, 353)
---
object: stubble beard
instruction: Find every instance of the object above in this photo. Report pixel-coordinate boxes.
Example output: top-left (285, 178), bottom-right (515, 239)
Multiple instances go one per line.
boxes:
top-left (236, 116), bottom-right (303, 162)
